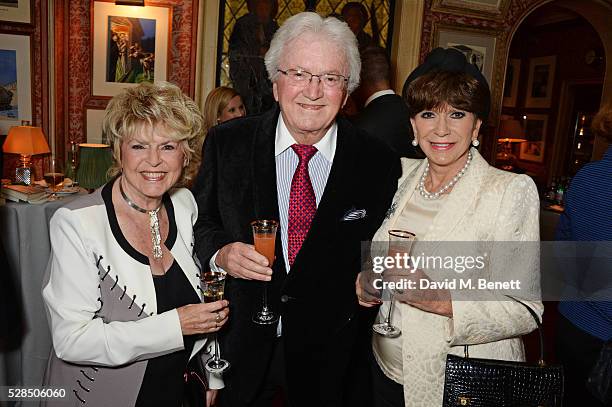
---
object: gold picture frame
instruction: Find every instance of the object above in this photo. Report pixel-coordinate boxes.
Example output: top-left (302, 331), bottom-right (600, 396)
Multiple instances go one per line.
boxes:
top-left (91, 1), bottom-right (171, 97)
top-left (431, 0), bottom-right (511, 20)
top-left (519, 114), bottom-right (548, 163)
top-left (525, 56), bottom-right (556, 109)
top-left (502, 58), bottom-right (521, 108)
top-left (0, 33), bottom-right (32, 135)
top-left (0, 0), bottom-right (31, 24)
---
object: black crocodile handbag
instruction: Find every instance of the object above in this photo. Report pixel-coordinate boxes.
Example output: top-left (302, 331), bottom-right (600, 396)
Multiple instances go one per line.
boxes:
top-left (442, 297), bottom-right (564, 407)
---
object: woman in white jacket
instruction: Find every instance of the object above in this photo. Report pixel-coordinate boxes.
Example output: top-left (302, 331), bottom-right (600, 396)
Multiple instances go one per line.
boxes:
top-left (42, 82), bottom-right (228, 407)
top-left (357, 48), bottom-right (542, 406)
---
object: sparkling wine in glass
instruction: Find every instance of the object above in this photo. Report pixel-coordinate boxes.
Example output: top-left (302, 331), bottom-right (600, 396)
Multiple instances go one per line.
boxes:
top-left (44, 157), bottom-right (65, 191)
top-left (251, 219), bottom-right (279, 325)
top-left (373, 229), bottom-right (416, 338)
top-left (202, 270), bottom-right (230, 373)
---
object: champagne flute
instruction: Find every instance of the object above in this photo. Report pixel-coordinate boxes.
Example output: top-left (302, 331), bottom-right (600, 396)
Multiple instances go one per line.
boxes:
top-left (251, 220), bottom-right (279, 325)
top-left (202, 269), bottom-right (230, 373)
top-left (373, 229), bottom-right (416, 338)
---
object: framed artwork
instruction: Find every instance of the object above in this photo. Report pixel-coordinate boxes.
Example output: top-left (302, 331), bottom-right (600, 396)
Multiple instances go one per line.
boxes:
top-left (91, 1), bottom-right (171, 97)
top-left (431, 0), bottom-right (510, 20)
top-left (525, 56), bottom-right (556, 108)
top-left (502, 58), bottom-right (520, 108)
top-left (519, 114), bottom-right (548, 163)
top-left (0, 33), bottom-right (31, 135)
top-left (0, 0), bottom-right (31, 24)
top-left (86, 109), bottom-right (107, 144)
top-left (433, 25), bottom-right (497, 86)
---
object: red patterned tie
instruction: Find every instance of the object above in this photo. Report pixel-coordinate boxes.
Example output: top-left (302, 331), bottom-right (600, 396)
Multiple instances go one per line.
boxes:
top-left (288, 144), bottom-right (318, 267)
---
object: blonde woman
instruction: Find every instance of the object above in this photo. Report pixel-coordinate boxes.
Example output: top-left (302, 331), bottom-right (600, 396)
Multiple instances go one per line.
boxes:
top-left (203, 86), bottom-right (246, 130)
top-left (42, 82), bottom-right (228, 407)
top-left (186, 86), bottom-right (246, 188)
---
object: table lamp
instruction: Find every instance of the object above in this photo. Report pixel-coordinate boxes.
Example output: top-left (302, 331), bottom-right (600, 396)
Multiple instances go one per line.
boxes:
top-left (2, 125), bottom-right (51, 185)
top-left (77, 143), bottom-right (113, 190)
top-left (497, 119), bottom-right (526, 171)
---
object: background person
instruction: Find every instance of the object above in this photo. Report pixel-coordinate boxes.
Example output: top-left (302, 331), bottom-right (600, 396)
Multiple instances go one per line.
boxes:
top-left (356, 48), bottom-right (542, 407)
top-left (193, 12), bottom-right (400, 407)
top-left (555, 104), bottom-right (612, 406)
top-left (204, 86), bottom-right (247, 130)
top-left (187, 86), bottom-right (247, 188)
top-left (42, 82), bottom-right (228, 407)
top-left (228, 0), bottom-right (279, 115)
top-left (352, 45), bottom-right (421, 159)
top-left (341, 2), bottom-right (373, 49)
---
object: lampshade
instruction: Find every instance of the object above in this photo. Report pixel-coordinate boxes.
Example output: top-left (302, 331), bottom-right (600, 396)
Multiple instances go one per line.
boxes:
top-left (3, 126), bottom-right (51, 155)
top-left (77, 143), bottom-right (113, 190)
top-left (498, 119), bottom-right (526, 143)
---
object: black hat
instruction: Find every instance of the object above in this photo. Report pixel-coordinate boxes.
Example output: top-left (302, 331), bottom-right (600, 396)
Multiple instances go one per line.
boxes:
top-left (402, 47), bottom-right (491, 119)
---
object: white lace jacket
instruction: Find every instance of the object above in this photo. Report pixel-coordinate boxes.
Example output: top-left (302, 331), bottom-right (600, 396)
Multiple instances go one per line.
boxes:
top-left (372, 148), bottom-right (543, 406)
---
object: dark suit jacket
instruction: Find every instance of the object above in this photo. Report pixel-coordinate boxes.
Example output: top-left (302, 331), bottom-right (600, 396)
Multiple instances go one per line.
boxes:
top-left (352, 93), bottom-right (422, 159)
top-left (192, 107), bottom-right (400, 407)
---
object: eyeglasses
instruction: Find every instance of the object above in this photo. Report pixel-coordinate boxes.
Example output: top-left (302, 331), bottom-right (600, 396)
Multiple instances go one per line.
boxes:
top-left (277, 68), bottom-right (349, 89)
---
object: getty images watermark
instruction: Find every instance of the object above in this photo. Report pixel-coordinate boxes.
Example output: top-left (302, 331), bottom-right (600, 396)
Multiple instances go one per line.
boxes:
top-left (361, 240), bottom-right (612, 301)
top-left (370, 252), bottom-right (522, 291)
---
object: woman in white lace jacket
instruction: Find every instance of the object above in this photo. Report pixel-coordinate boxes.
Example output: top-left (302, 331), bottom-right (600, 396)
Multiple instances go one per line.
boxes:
top-left (356, 48), bottom-right (542, 407)
top-left (42, 82), bottom-right (228, 407)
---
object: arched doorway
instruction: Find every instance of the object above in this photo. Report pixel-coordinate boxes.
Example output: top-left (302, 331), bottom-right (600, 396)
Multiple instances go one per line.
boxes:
top-left (498, 1), bottom-right (607, 187)
top-left (496, 0), bottom-right (612, 172)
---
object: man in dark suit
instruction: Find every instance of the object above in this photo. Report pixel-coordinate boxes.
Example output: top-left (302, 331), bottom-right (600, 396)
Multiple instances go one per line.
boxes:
top-left (352, 46), bottom-right (421, 159)
top-left (193, 12), bottom-right (400, 407)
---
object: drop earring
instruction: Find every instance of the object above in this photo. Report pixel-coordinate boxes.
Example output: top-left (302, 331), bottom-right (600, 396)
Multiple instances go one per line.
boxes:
top-left (411, 139), bottom-right (418, 147)
top-left (472, 139), bottom-right (480, 147)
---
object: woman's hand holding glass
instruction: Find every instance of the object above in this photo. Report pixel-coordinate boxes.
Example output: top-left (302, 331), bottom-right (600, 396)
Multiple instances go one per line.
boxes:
top-left (177, 300), bottom-right (229, 336)
top-left (385, 267), bottom-right (454, 318)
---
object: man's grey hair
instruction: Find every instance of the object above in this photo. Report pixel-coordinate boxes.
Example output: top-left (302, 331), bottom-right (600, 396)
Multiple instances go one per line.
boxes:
top-left (264, 12), bottom-right (361, 94)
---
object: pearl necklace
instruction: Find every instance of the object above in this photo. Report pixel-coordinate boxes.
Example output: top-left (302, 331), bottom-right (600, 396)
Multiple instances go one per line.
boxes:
top-left (418, 151), bottom-right (472, 200)
top-left (119, 181), bottom-right (164, 259)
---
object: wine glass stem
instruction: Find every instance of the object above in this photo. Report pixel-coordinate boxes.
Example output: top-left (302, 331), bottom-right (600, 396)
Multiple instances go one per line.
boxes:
top-left (262, 283), bottom-right (269, 311)
top-left (213, 332), bottom-right (220, 361)
top-left (385, 295), bottom-right (394, 326)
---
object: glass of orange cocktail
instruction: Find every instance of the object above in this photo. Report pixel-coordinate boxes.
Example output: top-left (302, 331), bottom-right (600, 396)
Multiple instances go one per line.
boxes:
top-left (251, 220), bottom-right (279, 325)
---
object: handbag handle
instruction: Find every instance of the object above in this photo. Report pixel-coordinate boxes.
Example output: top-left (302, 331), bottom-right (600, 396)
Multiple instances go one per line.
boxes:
top-left (463, 296), bottom-right (546, 366)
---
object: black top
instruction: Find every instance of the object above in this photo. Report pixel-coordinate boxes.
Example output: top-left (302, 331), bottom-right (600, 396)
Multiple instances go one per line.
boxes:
top-left (135, 261), bottom-right (200, 407)
top-left (102, 177), bottom-right (177, 265)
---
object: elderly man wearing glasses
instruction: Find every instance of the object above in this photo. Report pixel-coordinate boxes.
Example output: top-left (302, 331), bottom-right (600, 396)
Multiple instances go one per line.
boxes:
top-left (192, 11), bottom-right (400, 407)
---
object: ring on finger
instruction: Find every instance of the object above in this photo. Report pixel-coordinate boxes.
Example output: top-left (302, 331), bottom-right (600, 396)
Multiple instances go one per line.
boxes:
top-left (215, 311), bottom-right (222, 323)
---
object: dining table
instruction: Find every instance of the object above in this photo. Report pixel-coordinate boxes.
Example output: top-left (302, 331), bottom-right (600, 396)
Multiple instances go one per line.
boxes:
top-left (0, 193), bottom-right (83, 406)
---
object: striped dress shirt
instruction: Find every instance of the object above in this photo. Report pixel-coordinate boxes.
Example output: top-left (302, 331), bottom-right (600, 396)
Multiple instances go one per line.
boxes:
top-left (275, 114), bottom-right (335, 273)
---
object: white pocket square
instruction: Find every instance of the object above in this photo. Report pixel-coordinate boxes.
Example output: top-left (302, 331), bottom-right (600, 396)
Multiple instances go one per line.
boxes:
top-left (341, 208), bottom-right (367, 221)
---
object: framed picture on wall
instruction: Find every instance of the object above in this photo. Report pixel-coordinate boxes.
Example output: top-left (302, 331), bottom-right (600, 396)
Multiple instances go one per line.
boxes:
top-left (431, 0), bottom-right (511, 20)
top-left (85, 108), bottom-right (107, 144)
top-left (525, 56), bottom-right (556, 108)
top-left (0, 33), bottom-right (32, 135)
top-left (519, 114), bottom-right (548, 163)
top-left (502, 58), bottom-right (520, 108)
top-left (0, 0), bottom-right (31, 24)
top-left (91, 1), bottom-right (171, 97)
top-left (433, 25), bottom-right (497, 86)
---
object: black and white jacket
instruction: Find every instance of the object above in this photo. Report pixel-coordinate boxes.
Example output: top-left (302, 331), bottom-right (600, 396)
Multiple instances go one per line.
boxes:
top-left (42, 179), bottom-right (222, 406)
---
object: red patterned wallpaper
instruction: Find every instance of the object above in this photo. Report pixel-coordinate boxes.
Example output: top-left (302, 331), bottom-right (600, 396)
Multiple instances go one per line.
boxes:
top-left (64, 0), bottom-right (198, 147)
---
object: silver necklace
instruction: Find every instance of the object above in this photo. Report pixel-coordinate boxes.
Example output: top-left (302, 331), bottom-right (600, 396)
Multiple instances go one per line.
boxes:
top-left (119, 181), bottom-right (163, 259)
top-left (418, 151), bottom-right (472, 200)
